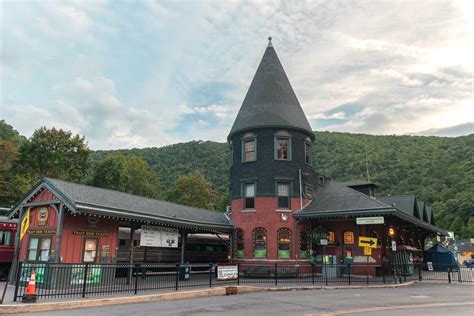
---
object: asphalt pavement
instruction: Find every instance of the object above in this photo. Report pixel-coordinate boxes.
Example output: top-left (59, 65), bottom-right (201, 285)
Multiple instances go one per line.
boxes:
top-left (19, 282), bottom-right (474, 316)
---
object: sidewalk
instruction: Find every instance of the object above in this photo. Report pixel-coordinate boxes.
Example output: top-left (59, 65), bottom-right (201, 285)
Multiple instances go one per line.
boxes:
top-left (0, 281), bottom-right (416, 314)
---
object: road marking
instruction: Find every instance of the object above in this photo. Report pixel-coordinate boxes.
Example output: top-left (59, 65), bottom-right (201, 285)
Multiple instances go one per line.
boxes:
top-left (305, 301), bottom-right (474, 316)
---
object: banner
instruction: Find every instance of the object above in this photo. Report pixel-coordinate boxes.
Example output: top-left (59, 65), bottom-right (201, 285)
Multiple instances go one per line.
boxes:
top-left (140, 225), bottom-right (179, 248)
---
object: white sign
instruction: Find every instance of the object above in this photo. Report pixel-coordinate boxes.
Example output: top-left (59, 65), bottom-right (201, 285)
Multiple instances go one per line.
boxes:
top-left (320, 239), bottom-right (328, 246)
top-left (427, 262), bottom-right (433, 271)
top-left (140, 225), bottom-right (179, 248)
top-left (391, 240), bottom-right (397, 251)
top-left (217, 265), bottom-right (238, 280)
top-left (356, 217), bottom-right (384, 225)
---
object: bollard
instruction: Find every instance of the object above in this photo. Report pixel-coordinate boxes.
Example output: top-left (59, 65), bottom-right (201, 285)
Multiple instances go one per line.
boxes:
top-left (447, 268), bottom-right (451, 284)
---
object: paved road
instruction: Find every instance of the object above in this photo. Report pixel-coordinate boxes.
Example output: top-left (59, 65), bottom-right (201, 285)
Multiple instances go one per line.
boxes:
top-left (23, 283), bottom-right (474, 316)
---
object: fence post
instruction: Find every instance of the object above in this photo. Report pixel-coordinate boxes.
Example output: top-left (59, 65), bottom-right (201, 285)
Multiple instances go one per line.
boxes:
top-left (447, 268), bottom-right (451, 284)
top-left (82, 263), bottom-right (89, 298)
top-left (134, 264), bottom-right (139, 295)
top-left (418, 264), bottom-right (422, 281)
top-left (237, 263), bottom-right (240, 286)
top-left (348, 263), bottom-right (351, 285)
top-left (458, 267), bottom-right (462, 283)
top-left (13, 262), bottom-right (22, 302)
top-left (274, 263), bottom-right (278, 286)
top-left (382, 263), bottom-right (385, 284)
top-left (311, 263), bottom-right (315, 284)
top-left (324, 263), bottom-right (328, 286)
top-left (175, 263), bottom-right (179, 291)
top-left (209, 263), bottom-right (213, 288)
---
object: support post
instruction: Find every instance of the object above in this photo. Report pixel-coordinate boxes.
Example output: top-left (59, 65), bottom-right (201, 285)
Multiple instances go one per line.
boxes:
top-left (274, 263), bottom-right (278, 286)
top-left (209, 262), bottom-right (213, 288)
top-left (54, 204), bottom-right (64, 263)
top-left (448, 268), bottom-right (451, 284)
top-left (180, 230), bottom-right (187, 264)
top-left (128, 226), bottom-right (135, 285)
top-left (82, 263), bottom-right (89, 298)
top-left (9, 207), bottom-right (25, 284)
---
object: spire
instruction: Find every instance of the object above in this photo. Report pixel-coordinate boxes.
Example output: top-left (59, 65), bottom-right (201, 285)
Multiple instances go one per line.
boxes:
top-left (228, 38), bottom-right (313, 140)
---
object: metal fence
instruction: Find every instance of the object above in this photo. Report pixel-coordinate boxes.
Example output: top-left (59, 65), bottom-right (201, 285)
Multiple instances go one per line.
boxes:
top-left (13, 261), bottom-right (473, 301)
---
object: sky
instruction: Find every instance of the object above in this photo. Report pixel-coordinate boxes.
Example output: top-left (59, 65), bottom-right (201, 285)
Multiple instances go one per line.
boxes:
top-left (1, 0), bottom-right (473, 150)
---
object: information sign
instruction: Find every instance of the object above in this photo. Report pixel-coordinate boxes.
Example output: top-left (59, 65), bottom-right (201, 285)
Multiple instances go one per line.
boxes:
top-left (217, 265), bottom-right (238, 281)
top-left (356, 217), bottom-right (384, 225)
top-left (140, 225), bottom-right (179, 248)
top-left (363, 247), bottom-right (372, 256)
top-left (320, 239), bottom-right (328, 246)
top-left (358, 236), bottom-right (378, 248)
top-left (391, 240), bottom-right (397, 251)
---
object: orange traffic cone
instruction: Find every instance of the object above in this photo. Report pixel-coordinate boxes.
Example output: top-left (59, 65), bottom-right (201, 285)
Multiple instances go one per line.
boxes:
top-left (22, 270), bottom-right (37, 303)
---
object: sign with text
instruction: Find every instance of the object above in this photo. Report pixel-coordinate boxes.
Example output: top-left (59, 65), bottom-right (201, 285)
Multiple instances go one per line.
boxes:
top-left (217, 265), bottom-right (238, 281)
top-left (140, 225), bottom-right (179, 248)
top-left (320, 239), bottom-right (328, 246)
top-left (358, 236), bottom-right (378, 248)
top-left (363, 247), bottom-right (372, 256)
top-left (356, 217), bottom-right (384, 225)
top-left (391, 240), bottom-right (397, 251)
top-left (73, 230), bottom-right (110, 237)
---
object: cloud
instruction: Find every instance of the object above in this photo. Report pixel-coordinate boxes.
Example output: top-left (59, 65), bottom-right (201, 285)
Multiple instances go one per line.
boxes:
top-left (1, 0), bottom-right (473, 150)
top-left (412, 122), bottom-right (474, 137)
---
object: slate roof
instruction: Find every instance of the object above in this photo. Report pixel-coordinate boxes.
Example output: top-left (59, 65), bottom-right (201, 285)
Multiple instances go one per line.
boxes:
top-left (338, 180), bottom-right (378, 188)
top-left (378, 195), bottom-right (421, 219)
top-left (9, 178), bottom-right (233, 232)
top-left (228, 39), bottom-right (313, 140)
top-left (294, 181), bottom-right (394, 217)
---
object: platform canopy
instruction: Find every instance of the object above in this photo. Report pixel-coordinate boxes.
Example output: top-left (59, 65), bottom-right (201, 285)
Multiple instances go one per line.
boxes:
top-left (8, 178), bottom-right (234, 233)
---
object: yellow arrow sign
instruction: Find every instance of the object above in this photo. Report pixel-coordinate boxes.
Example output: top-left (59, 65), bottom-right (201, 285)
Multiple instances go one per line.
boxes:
top-left (363, 247), bottom-right (372, 256)
top-left (358, 236), bottom-right (378, 248)
top-left (20, 209), bottom-right (30, 241)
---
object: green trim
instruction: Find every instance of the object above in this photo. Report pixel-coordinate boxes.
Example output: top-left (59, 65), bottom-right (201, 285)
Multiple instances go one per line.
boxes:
top-left (237, 250), bottom-right (244, 258)
top-left (274, 136), bottom-right (292, 161)
top-left (241, 136), bottom-right (257, 163)
top-left (278, 250), bottom-right (291, 259)
top-left (300, 250), bottom-right (308, 259)
top-left (253, 249), bottom-right (267, 258)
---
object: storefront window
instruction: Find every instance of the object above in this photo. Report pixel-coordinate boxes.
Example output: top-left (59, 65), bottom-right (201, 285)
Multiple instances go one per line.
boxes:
top-left (343, 231), bottom-right (354, 245)
top-left (300, 231), bottom-right (308, 258)
top-left (253, 228), bottom-right (266, 258)
top-left (236, 229), bottom-right (244, 258)
top-left (83, 238), bottom-right (98, 263)
top-left (277, 228), bottom-right (291, 259)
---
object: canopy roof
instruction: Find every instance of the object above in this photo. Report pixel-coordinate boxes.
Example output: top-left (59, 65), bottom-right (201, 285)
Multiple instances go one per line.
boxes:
top-left (8, 178), bottom-right (233, 232)
top-left (228, 38), bottom-right (313, 140)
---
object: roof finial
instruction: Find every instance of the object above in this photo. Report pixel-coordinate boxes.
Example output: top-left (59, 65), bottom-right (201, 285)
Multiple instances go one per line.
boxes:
top-left (267, 36), bottom-right (273, 47)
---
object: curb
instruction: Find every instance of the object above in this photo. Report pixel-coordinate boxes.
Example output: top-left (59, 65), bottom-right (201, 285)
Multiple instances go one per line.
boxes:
top-left (0, 282), bottom-right (415, 314)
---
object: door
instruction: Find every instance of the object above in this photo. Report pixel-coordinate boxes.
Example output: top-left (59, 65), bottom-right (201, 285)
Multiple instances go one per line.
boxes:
top-left (83, 238), bottom-right (98, 263)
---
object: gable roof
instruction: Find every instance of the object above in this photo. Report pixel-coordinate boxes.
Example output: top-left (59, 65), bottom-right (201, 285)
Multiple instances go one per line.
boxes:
top-left (338, 180), bottom-right (378, 188)
top-left (228, 39), bottom-right (313, 140)
top-left (9, 178), bottom-right (233, 232)
top-left (418, 201), bottom-right (428, 222)
top-left (377, 195), bottom-right (421, 219)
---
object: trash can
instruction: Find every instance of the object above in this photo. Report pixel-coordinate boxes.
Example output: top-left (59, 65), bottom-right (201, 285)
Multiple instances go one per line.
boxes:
top-left (179, 264), bottom-right (190, 281)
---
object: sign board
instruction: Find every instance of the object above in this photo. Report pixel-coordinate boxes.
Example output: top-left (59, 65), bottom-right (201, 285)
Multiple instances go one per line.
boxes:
top-left (356, 217), bottom-right (384, 225)
top-left (320, 239), bottom-right (328, 246)
top-left (20, 209), bottom-right (30, 241)
top-left (391, 240), bottom-right (397, 251)
top-left (140, 225), bottom-right (179, 248)
top-left (217, 265), bottom-right (238, 281)
top-left (427, 262), bottom-right (433, 271)
top-left (358, 236), bottom-right (378, 248)
top-left (363, 247), bottom-right (372, 256)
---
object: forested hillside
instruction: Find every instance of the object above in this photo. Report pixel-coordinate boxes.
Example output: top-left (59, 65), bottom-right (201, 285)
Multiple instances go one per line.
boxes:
top-left (91, 132), bottom-right (474, 237)
top-left (1, 119), bottom-right (472, 237)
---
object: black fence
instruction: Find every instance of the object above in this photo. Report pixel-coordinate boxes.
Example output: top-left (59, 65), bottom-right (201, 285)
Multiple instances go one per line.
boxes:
top-left (13, 262), bottom-right (473, 301)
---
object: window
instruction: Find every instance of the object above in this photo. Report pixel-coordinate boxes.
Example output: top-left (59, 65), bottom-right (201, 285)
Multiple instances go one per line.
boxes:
top-left (253, 228), bottom-right (267, 258)
top-left (27, 237), bottom-right (51, 262)
top-left (118, 239), bottom-right (126, 246)
top-left (327, 231), bottom-right (335, 244)
top-left (343, 231), bottom-right (354, 245)
top-left (299, 231), bottom-right (308, 258)
top-left (0, 230), bottom-right (11, 246)
top-left (304, 184), bottom-right (314, 198)
top-left (243, 183), bottom-right (255, 209)
top-left (236, 229), bottom-right (244, 258)
top-left (277, 182), bottom-right (290, 209)
top-left (319, 176), bottom-right (325, 186)
top-left (243, 139), bottom-right (256, 162)
top-left (277, 228), bottom-right (292, 259)
top-left (305, 142), bottom-right (312, 164)
top-left (275, 138), bottom-right (290, 160)
top-left (83, 238), bottom-right (98, 263)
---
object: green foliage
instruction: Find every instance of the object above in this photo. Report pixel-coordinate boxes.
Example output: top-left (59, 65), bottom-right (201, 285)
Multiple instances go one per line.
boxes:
top-left (166, 171), bottom-right (217, 210)
top-left (19, 127), bottom-right (90, 182)
top-left (90, 153), bottom-right (160, 198)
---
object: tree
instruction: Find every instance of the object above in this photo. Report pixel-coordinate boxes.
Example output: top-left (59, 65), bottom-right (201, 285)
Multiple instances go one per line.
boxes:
top-left (19, 127), bottom-right (90, 182)
top-left (91, 153), bottom-right (160, 198)
top-left (166, 171), bottom-right (217, 210)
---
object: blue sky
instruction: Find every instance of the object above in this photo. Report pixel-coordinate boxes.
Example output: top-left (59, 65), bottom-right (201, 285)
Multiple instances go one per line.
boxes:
top-left (1, 0), bottom-right (473, 149)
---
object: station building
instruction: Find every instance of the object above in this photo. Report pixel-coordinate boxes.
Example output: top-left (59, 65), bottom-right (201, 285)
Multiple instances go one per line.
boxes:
top-left (227, 38), bottom-right (446, 268)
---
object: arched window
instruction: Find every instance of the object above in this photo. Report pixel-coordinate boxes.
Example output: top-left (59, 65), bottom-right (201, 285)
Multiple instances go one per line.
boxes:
top-left (299, 231), bottom-right (308, 258)
top-left (277, 228), bottom-right (292, 259)
top-left (253, 228), bottom-right (267, 258)
top-left (343, 231), bottom-right (354, 245)
top-left (327, 231), bottom-right (335, 244)
top-left (235, 229), bottom-right (244, 258)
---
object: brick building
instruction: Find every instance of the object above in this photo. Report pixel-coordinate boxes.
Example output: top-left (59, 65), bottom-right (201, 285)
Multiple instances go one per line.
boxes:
top-left (228, 38), bottom-right (446, 268)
